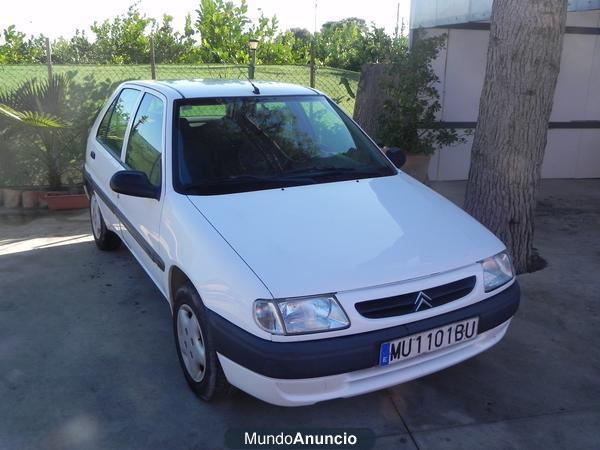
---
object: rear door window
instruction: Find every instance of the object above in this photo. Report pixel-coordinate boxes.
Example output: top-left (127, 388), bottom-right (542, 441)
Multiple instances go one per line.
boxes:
top-left (97, 88), bottom-right (140, 157)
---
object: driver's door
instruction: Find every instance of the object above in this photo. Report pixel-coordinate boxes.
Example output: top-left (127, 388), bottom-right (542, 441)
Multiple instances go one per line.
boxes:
top-left (118, 90), bottom-right (167, 291)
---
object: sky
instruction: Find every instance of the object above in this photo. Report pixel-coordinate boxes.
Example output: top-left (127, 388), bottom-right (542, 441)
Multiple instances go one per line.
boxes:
top-left (0, 0), bottom-right (411, 40)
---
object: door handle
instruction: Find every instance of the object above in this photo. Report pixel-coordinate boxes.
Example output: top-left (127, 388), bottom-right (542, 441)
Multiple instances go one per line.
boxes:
top-left (90, 151), bottom-right (96, 159)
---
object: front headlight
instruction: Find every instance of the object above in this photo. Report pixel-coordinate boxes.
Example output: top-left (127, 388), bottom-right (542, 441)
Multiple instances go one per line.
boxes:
top-left (253, 295), bottom-right (350, 335)
top-left (481, 251), bottom-right (514, 292)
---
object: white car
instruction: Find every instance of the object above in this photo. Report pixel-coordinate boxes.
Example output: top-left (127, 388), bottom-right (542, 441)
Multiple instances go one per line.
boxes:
top-left (83, 80), bottom-right (520, 407)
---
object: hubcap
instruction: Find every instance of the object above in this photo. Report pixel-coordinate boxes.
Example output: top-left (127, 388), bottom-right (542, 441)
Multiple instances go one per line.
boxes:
top-left (177, 304), bottom-right (207, 382)
top-left (90, 195), bottom-right (102, 239)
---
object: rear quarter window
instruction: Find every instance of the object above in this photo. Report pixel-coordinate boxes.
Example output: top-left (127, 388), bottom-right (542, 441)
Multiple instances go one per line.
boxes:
top-left (96, 88), bottom-right (140, 157)
top-left (125, 93), bottom-right (164, 187)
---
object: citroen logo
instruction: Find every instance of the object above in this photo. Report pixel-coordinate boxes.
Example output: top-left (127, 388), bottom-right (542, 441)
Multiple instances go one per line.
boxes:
top-left (414, 291), bottom-right (433, 312)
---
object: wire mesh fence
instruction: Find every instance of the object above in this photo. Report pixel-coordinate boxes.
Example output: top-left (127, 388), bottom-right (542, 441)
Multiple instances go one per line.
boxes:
top-left (0, 63), bottom-right (359, 114)
top-left (0, 61), bottom-right (360, 189)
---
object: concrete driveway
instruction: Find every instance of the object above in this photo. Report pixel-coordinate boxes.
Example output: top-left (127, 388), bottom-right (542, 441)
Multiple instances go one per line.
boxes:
top-left (1, 180), bottom-right (599, 450)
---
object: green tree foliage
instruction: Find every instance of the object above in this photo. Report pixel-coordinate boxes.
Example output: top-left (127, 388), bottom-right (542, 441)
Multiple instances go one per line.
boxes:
top-left (252, 14), bottom-right (291, 64)
top-left (317, 18), bottom-right (367, 70)
top-left (0, 25), bottom-right (45, 63)
top-left (195, 0), bottom-right (251, 63)
top-left (52, 30), bottom-right (95, 64)
top-left (377, 32), bottom-right (465, 155)
top-left (194, 0), bottom-right (302, 64)
top-left (152, 15), bottom-right (198, 63)
top-left (315, 18), bottom-right (392, 71)
top-left (288, 28), bottom-right (312, 64)
top-left (0, 2), bottom-right (405, 69)
top-left (90, 4), bottom-right (152, 63)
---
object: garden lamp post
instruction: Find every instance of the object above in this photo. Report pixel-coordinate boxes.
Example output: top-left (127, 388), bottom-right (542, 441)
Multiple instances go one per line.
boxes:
top-left (248, 39), bottom-right (259, 79)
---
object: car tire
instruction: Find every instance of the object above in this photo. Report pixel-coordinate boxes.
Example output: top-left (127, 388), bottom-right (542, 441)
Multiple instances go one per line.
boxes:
top-left (173, 282), bottom-right (231, 402)
top-left (89, 192), bottom-right (121, 251)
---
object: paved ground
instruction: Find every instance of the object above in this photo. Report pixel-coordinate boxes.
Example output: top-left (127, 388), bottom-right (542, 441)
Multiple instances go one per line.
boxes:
top-left (0, 180), bottom-right (599, 450)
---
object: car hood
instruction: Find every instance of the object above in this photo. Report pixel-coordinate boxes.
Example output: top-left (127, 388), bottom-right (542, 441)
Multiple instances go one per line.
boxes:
top-left (187, 173), bottom-right (505, 298)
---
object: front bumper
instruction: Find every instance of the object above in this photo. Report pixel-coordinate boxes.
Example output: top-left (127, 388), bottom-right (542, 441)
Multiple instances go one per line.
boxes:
top-left (208, 281), bottom-right (520, 380)
top-left (209, 281), bottom-right (519, 406)
top-left (218, 319), bottom-right (512, 406)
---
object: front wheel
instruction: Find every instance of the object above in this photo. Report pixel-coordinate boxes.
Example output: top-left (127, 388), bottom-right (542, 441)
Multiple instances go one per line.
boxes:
top-left (89, 193), bottom-right (121, 251)
top-left (173, 282), bottom-right (230, 401)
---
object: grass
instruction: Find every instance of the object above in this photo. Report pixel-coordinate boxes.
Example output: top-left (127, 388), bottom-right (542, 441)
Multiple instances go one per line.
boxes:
top-left (0, 64), bottom-right (359, 114)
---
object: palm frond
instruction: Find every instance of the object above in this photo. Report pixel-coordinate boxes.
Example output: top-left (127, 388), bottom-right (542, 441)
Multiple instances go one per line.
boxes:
top-left (0, 104), bottom-right (69, 129)
top-left (4, 74), bottom-right (70, 117)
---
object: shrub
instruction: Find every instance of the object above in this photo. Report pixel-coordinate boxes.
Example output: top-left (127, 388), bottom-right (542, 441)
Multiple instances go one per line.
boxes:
top-left (378, 31), bottom-right (466, 155)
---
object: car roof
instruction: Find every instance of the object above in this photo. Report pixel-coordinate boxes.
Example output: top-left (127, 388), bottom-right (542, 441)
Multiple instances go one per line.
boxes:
top-left (124, 79), bottom-right (318, 99)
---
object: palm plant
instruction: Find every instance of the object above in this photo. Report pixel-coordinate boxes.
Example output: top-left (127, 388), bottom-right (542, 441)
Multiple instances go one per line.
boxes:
top-left (0, 75), bottom-right (71, 189)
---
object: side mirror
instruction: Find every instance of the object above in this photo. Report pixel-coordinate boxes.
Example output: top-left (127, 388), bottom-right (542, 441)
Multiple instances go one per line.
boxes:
top-left (385, 147), bottom-right (407, 169)
top-left (110, 170), bottom-right (160, 200)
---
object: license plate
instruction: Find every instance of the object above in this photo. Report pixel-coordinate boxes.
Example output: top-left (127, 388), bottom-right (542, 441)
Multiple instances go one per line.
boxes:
top-left (379, 317), bottom-right (479, 366)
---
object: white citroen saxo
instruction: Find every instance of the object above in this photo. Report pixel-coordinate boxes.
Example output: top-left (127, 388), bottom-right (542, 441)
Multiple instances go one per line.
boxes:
top-left (83, 80), bottom-right (519, 407)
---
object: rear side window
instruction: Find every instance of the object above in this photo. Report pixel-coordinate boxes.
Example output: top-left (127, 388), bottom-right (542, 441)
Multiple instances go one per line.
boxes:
top-left (125, 93), bottom-right (164, 187)
top-left (97, 88), bottom-right (140, 157)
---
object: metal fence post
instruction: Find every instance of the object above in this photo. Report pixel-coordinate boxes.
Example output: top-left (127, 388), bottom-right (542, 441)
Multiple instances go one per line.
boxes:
top-left (45, 37), bottom-right (53, 81)
top-left (149, 35), bottom-right (157, 80)
top-left (249, 50), bottom-right (256, 79)
top-left (309, 41), bottom-right (316, 88)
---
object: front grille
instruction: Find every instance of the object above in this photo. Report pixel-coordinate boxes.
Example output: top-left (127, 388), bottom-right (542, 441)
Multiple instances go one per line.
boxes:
top-left (355, 276), bottom-right (477, 319)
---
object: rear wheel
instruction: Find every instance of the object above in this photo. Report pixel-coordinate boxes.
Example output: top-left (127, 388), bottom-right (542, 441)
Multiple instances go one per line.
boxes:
top-left (89, 193), bottom-right (121, 251)
top-left (173, 282), bottom-right (230, 401)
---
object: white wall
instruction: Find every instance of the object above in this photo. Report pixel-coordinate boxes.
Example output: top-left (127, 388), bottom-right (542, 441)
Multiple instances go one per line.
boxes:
top-left (427, 10), bottom-right (600, 180)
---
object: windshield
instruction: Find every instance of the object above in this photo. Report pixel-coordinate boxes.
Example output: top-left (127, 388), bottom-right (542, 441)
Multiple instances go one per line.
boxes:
top-left (174, 95), bottom-right (395, 195)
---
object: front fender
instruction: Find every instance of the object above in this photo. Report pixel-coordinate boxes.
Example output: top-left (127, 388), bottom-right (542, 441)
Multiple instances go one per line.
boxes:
top-left (160, 193), bottom-right (273, 340)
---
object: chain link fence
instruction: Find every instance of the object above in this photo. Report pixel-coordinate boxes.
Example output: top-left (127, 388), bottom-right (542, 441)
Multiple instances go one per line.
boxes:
top-left (0, 63), bottom-right (359, 114)
top-left (0, 58), bottom-right (360, 189)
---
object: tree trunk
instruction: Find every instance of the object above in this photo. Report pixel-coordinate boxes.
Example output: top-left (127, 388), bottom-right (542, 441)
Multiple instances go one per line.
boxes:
top-left (464, 0), bottom-right (567, 273)
top-left (47, 163), bottom-right (62, 191)
top-left (353, 63), bottom-right (390, 141)
top-left (45, 134), bottom-right (62, 191)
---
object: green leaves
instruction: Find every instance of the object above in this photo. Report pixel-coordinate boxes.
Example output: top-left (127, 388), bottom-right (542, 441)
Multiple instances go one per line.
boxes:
top-left (0, 25), bottom-right (45, 64)
top-left (90, 4), bottom-right (153, 64)
top-left (1, 6), bottom-right (409, 69)
top-left (377, 31), bottom-right (466, 155)
top-left (196, 0), bottom-right (253, 64)
top-left (0, 73), bottom-right (86, 189)
top-left (0, 104), bottom-right (68, 129)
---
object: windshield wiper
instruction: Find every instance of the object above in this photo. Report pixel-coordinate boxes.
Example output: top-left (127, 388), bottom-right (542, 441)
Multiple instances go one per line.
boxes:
top-left (182, 174), bottom-right (315, 193)
top-left (182, 167), bottom-right (392, 195)
top-left (282, 166), bottom-right (392, 179)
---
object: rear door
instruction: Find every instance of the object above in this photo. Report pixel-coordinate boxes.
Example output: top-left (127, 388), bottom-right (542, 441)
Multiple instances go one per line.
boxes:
top-left (86, 87), bottom-right (142, 232)
top-left (118, 90), bottom-right (167, 289)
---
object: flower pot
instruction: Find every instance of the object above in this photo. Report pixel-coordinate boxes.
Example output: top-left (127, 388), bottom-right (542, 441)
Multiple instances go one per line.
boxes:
top-left (402, 153), bottom-right (432, 184)
top-left (21, 190), bottom-right (39, 209)
top-left (37, 191), bottom-right (49, 209)
top-left (3, 189), bottom-right (21, 208)
top-left (44, 192), bottom-right (89, 211)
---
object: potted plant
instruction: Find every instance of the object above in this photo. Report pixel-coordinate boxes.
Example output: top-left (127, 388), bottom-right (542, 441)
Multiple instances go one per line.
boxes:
top-left (2, 188), bottom-right (21, 208)
top-left (377, 32), bottom-right (467, 183)
top-left (21, 190), bottom-right (39, 208)
top-left (0, 74), bottom-right (91, 210)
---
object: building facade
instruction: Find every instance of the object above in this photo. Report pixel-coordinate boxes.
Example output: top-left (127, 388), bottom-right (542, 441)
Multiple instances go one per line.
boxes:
top-left (410, 0), bottom-right (600, 180)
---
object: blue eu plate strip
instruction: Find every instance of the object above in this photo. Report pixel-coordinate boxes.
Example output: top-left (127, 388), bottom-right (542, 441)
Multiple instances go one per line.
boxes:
top-left (379, 342), bottom-right (390, 366)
